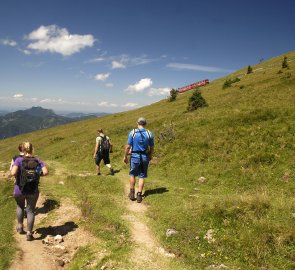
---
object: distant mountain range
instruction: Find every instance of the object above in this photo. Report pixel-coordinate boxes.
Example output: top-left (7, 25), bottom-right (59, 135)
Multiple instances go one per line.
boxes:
top-left (0, 110), bottom-right (10, 116)
top-left (0, 107), bottom-right (108, 139)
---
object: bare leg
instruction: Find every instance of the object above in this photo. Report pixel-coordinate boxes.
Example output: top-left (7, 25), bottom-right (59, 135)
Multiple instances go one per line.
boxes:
top-left (129, 175), bottom-right (135, 189)
top-left (96, 164), bottom-right (101, 174)
top-left (138, 178), bottom-right (145, 193)
top-left (129, 176), bottom-right (136, 200)
top-left (137, 178), bottom-right (144, 203)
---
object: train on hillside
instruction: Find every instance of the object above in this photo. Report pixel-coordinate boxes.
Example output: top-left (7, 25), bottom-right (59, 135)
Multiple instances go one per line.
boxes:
top-left (177, 79), bottom-right (209, 93)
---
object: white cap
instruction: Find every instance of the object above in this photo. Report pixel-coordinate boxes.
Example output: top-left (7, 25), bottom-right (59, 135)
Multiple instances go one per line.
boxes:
top-left (137, 117), bottom-right (147, 125)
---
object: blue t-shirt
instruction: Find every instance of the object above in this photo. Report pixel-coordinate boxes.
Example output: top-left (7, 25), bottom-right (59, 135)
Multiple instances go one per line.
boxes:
top-left (127, 128), bottom-right (154, 160)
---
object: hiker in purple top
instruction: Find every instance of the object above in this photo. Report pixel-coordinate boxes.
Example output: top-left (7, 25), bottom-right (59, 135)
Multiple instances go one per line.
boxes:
top-left (124, 117), bottom-right (154, 203)
top-left (11, 142), bottom-right (48, 241)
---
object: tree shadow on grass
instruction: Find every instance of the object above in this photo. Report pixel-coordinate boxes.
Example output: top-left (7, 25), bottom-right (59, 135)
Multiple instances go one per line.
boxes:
top-left (35, 221), bottom-right (78, 240)
top-left (144, 187), bottom-right (169, 198)
top-left (36, 198), bottom-right (59, 215)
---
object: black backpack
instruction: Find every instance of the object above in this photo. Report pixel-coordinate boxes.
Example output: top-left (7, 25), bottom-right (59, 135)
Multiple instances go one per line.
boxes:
top-left (19, 157), bottom-right (40, 193)
top-left (99, 136), bottom-right (110, 153)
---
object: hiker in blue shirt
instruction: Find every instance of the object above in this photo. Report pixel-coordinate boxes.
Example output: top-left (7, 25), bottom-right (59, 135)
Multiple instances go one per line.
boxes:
top-left (123, 117), bottom-right (154, 203)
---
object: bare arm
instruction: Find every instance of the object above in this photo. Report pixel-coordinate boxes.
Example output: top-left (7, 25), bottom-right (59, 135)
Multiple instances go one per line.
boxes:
top-left (9, 159), bottom-right (14, 171)
top-left (42, 165), bottom-right (48, 176)
top-left (109, 138), bottom-right (113, 153)
top-left (10, 165), bottom-right (18, 177)
top-left (93, 143), bottom-right (99, 158)
top-left (123, 144), bottom-right (131, 164)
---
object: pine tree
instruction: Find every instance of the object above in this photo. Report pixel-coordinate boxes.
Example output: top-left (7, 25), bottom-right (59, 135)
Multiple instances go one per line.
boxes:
top-left (282, 56), bottom-right (289, 69)
top-left (247, 65), bottom-right (253, 74)
top-left (169, 88), bottom-right (178, 102)
top-left (187, 89), bottom-right (208, 112)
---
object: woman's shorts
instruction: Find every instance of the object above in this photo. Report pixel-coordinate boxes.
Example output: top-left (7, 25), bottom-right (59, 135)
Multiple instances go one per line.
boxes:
top-left (129, 158), bottom-right (149, 178)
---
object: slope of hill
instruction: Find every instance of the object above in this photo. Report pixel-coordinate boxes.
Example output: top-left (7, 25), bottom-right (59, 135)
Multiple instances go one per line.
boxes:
top-left (0, 51), bottom-right (294, 269)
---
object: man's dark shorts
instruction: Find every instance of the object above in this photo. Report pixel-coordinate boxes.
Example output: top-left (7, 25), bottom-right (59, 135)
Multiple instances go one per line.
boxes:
top-left (129, 158), bottom-right (149, 178)
top-left (95, 152), bottom-right (110, 165)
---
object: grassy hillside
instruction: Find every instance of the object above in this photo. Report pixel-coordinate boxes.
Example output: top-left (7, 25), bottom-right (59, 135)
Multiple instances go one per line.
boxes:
top-left (0, 51), bottom-right (294, 269)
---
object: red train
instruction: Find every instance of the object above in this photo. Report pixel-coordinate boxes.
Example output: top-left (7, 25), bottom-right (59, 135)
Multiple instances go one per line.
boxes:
top-left (177, 79), bottom-right (209, 93)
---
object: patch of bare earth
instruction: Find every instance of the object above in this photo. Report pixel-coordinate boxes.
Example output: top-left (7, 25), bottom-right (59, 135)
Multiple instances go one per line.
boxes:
top-left (122, 176), bottom-right (175, 270)
top-left (10, 195), bottom-right (97, 270)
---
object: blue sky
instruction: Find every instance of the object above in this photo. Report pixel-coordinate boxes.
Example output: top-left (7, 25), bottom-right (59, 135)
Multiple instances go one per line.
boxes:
top-left (0, 0), bottom-right (294, 113)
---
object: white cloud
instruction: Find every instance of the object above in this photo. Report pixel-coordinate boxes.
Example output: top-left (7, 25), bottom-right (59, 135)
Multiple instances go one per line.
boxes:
top-left (0, 39), bottom-right (17, 46)
top-left (39, 98), bottom-right (88, 105)
top-left (105, 83), bottom-right (114, 88)
top-left (85, 51), bottom-right (108, 63)
top-left (123, 103), bottom-right (138, 108)
top-left (148, 87), bottom-right (171, 96)
top-left (40, 98), bottom-right (51, 103)
top-left (126, 78), bottom-right (153, 94)
top-left (94, 73), bottom-right (110, 81)
top-left (85, 57), bottom-right (105, 63)
top-left (13, 93), bottom-right (23, 98)
top-left (86, 54), bottom-right (155, 69)
top-left (112, 60), bottom-right (126, 69)
top-left (26, 25), bottom-right (95, 56)
top-left (118, 54), bottom-right (155, 67)
top-left (166, 63), bottom-right (231, 73)
top-left (21, 49), bottom-right (32, 55)
top-left (97, 101), bottom-right (118, 107)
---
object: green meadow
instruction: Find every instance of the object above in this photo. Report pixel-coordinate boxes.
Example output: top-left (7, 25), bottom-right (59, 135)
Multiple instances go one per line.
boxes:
top-left (0, 51), bottom-right (294, 269)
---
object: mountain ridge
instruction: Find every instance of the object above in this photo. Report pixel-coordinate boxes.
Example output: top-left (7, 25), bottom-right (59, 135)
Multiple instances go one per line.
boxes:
top-left (0, 106), bottom-right (108, 139)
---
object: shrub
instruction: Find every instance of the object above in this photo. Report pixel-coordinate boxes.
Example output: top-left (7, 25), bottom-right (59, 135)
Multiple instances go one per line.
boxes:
top-left (169, 88), bottom-right (178, 102)
top-left (247, 65), bottom-right (253, 74)
top-left (187, 89), bottom-right (208, 112)
top-left (157, 122), bottom-right (176, 143)
top-left (282, 56), bottom-right (289, 69)
top-left (222, 77), bottom-right (240, 89)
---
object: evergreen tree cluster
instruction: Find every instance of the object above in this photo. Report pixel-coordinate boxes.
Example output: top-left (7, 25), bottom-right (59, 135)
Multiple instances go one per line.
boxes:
top-left (187, 89), bottom-right (208, 112)
top-left (169, 88), bottom-right (178, 102)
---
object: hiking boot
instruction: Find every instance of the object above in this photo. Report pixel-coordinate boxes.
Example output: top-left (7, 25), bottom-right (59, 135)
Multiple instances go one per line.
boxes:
top-left (136, 192), bottom-right (142, 203)
top-left (128, 189), bottom-right (135, 201)
top-left (26, 233), bottom-right (34, 241)
top-left (16, 226), bottom-right (26, 235)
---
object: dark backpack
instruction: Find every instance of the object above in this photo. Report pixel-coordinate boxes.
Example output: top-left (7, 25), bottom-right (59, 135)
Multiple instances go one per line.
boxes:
top-left (99, 136), bottom-right (110, 153)
top-left (19, 157), bottom-right (40, 193)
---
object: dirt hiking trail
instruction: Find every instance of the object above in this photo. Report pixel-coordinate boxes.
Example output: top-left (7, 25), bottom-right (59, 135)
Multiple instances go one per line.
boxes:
top-left (8, 162), bottom-right (176, 270)
top-left (121, 172), bottom-right (176, 269)
top-left (9, 195), bottom-right (96, 270)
